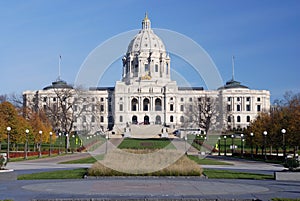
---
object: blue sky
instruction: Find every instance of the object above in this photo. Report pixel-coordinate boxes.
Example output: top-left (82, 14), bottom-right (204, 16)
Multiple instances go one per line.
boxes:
top-left (0, 0), bottom-right (299, 102)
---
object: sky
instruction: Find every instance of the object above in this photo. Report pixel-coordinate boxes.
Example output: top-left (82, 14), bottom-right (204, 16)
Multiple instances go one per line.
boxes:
top-left (0, 0), bottom-right (299, 102)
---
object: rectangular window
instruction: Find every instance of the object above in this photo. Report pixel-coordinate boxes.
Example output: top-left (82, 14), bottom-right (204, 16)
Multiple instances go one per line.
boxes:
top-left (227, 97), bottom-right (231, 102)
top-left (237, 97), bottom-right (240, 101)
top-left (119, 116), bottom-right (123, 122)
top-left (53, 97), bottom-right (56, 102)
top-left (227, 105), bottom-right (231, 112)
top-left (189, 97), bottom-right (193, 102)
top-left (145, 64), bottom-right (149, 72)
top-left (237, 105), bottom-right (241, 111)
top-left (155, 64), bottom-right (158, 72)
top-left (257, 105), bottom-right (261, 112)
top-left (257, 97), bottom-right (261, 102)
top-left (43, 97), bottom-right (47, 102)
top-left (246, 105), bottom-right (251, 111)
top-left (180, 105), bottom-right (184, 112)
top-left (100, 116), bottom-right (104, 123)
top-left (246, 97), bottom-right (251, 102)
top-left (170, 104), bottom-right (174, 111)
top-left (101, 98), bottom-right (104, 102)
top-left (100, 105), bottom-right (104, 112)
top-left (119, 104), bottom-right (123, 111)
top-left (181, 98), bottom-right (184, 102)
top-left (189, 105), bottom-right (193, 112)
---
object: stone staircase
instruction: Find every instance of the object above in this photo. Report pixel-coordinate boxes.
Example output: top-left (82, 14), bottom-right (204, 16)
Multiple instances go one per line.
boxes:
top-left (129, 124), bottom-right (163, 138)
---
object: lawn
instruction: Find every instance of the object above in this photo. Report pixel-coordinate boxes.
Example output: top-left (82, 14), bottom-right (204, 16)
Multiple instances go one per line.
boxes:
top-left (188, 155), bottom-right (233, 165)
top-left (203, 169), bottom-right (274, 180)
top-left (17, 168), bottom-right (87, 180)
top-left (59, 155), bottom-right (103, 164)
top-left (118, 138), bottom-right (175, 149)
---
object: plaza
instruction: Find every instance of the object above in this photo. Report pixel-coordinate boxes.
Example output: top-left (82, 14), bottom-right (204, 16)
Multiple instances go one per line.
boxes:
top-left (1, 153), bottom-right (299, 201)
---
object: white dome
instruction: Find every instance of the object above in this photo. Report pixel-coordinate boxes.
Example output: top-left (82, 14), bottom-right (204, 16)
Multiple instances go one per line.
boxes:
top-left (127, 14), bottom-right (166, 54)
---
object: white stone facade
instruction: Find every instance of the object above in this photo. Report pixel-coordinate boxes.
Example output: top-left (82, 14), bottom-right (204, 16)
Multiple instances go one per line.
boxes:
top-left (23, 15), bottom-right (270, 135)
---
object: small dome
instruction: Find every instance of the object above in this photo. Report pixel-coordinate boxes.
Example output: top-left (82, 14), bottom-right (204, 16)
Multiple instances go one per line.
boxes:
top-left (218, 79), bottom-right (249, 90)
top-left (43, 79), bottom-right (73, 90)
top-left (127, 14), bottom-right (166, 54)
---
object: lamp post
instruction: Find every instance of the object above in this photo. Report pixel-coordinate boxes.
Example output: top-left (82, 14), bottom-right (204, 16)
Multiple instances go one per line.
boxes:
top-left (72, 134), bottom-right (75, 153)
top-left (240, 134), bottom-right (244, 156)
top-left (38, 130), bottom-right (42, 158)
top-left (281, 129), bottom-right (286, 160)
top-left (58, 132), bottom-right (62, 155)
top-left (65, 133), bottom-right (68, 154)
top-left (24, 129), bottom-right (29, 159)
top-left (263, 131), bottom-right (268, 160)
top-left (105, 135), bottom-right (109, 154)
top-left (6, 127), bottom-right (11, 160)
top-left (184, 135), bottom-right (188, 154)
top-left (224, 136), bottom-right (227, 156)
top-left (49, 132), bottom-right (53, 156)
top-left (231, 134), bottom-right (234, 155)
top-left (242, 139), bottom-right (245, 158)
top-left (250, 132), bottom-right (254, 159)
top-left (218, 137), bottom-right (221, 156)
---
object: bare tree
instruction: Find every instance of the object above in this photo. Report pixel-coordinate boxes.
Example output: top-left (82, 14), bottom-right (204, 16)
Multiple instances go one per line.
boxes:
top-left (183, 95), bottom-right (220, 133)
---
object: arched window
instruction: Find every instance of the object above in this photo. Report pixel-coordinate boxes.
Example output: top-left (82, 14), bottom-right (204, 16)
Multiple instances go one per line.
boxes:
top-left (155, 98), bottom-right (162, 111)
top-left (143, 98), bottom-right (150, 111)
top-left (132, 116), bottom-right (138, 124)
top-left (246, 116), bottom-right (250, 122)
top-left (227, 116), bottom-right (231, 123)
top-left (131, 98), bottom-right (138, 111)
top-left (119, 116), bottom-right (123, 123)
top-left (170, 115), bottom-right (174, 122)
top-left (180, 116), bottom-right (184, 123)
top-left (144, 115), bottom-right (150, 125)
top-left (237, 116), bottom-right (241, 122)
top-left (166, 63), bottom-right (169, 74)
top-left (155, 115), bottom-right (161, 124)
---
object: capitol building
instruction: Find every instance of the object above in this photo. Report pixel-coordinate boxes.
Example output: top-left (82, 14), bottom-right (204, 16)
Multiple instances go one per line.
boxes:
top-left (23, 15), bottom-right (270, 137)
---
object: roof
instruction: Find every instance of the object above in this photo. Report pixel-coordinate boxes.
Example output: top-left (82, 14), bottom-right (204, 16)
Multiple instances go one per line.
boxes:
top-left (43, 79), bottom-right (73, 90)
top-left (218, 79), bottom-right (249, 90)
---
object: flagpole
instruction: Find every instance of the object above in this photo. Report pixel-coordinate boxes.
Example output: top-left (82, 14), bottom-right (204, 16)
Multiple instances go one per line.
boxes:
top-left (58, 55), bottom-right (61, 80)
top-left (232, 55), bottom-right (235, 81)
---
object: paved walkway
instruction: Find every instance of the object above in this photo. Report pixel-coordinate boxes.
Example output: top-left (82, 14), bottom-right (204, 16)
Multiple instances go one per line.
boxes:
top-left (1, 151), bottom-right (299, 201)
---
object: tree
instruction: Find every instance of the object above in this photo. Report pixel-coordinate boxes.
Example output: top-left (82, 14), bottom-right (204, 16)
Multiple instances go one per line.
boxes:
top-left (183, 95), bottom-right (220, 133)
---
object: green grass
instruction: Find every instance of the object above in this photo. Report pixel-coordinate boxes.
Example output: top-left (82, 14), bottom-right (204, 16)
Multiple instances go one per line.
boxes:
top-left (188, 155), bottom-right (233, 165)
top-left (118, 138), bottom-right (175, 149)
top-left (17, 168), bottom-right (87, 180)
top-left (59, 155), bottom-right (104, 164)
top-left (203, 169), bottom-right (274, 180)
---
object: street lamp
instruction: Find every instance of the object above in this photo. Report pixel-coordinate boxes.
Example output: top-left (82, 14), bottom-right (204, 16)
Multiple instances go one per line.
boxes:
top-left (72, 134), bottom-right (75, 153)
top-left (38, 130), bottom-right (42, 158)
top-left (49, 132), bottom-right (53, 156)
top-left (184, 135), bottom-right (188, 154)
top-left (281, 128), bottom-right (286, 160)
top-left (218, 137), bottom-right (221, 156)
top-left (65, 133), bottom-right (68, 153)
top-left (6, 127), bottom-right (11, 160)
top-left (242, 139), bottom-right (245, 158)
top-left (250, 132), bottom-right (254, 158)
top-left (58, 132), bottom-right (62, 155)
top-left (25, 129), bottom-right (29, 159)
top-left (240, 134), bottom-right (244, 156)
top-left (231, 134), bottom-right (234, 155)
top-left (105, 135), bottom-right (109, 154)
top-left (263, 131), bottom-right (268, 160)
top-left (224, 136), bottom-right (227, 156)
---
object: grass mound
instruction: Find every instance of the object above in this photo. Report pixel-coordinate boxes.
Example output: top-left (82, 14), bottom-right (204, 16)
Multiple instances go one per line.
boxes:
top-left (118, 138), bottom-right (175, 150)
top-left (88, 154), bottom-right (202, 176)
